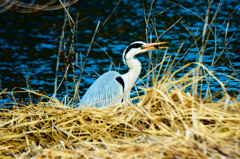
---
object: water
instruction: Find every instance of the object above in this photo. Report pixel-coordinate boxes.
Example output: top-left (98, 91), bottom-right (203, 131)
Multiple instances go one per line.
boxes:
top-left (0, 0), bottom-right (239, 104)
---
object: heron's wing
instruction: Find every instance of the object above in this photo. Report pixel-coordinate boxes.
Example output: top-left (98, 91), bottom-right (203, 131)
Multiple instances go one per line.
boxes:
top-left (79, 71), bottom-right (124, 108)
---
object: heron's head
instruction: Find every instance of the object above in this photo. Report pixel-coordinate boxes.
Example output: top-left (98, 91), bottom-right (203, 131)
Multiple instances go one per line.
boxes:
top-left (123, 41), bottom-right (168, 65)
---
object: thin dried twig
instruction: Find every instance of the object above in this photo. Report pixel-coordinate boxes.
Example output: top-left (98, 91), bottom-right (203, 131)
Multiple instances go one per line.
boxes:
top-left (75, 21), bottom-right (101, 101)
top-left (53, 10), bottom-right (68, 98)
top-left (224, 5), bottom-right (240, 79)
top-left (100, 0), bottom-right (121, 29)
top-left (0, 0), bottom-right (78, 13)
top-left (193, 0), bottom-right (212, 96)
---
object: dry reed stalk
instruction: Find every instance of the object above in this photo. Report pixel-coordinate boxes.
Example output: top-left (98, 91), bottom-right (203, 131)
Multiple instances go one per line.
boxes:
top-left (0, 0), bottom-right (78, 13)
top-left (53, 11), bottom-right (67, 99)
top-left (76, 21), bottom-right (100, 101)
top-left (0, 66), bottom-right (239, 158)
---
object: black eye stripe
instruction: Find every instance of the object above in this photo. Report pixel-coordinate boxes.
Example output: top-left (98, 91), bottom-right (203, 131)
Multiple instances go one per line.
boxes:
top-left (125, 43), bottom-right (143, 54)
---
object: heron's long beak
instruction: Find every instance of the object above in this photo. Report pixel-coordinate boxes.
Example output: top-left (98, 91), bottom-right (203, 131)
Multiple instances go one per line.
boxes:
top-left (141, 42), bottom-right (168, 50)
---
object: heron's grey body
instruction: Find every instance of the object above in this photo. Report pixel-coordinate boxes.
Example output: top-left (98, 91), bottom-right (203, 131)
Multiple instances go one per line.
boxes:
top-left (77, 41), bottom-right (167, 108)
top-left (79, 71), bottom-right (124, 108)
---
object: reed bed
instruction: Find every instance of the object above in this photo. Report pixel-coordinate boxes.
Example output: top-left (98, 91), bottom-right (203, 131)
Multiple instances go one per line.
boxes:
top-left (0, 67), bottom-right (240, 159)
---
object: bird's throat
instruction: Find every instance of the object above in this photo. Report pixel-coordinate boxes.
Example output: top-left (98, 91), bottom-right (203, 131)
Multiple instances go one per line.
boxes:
top-left (121, 58), bottom-right (141, 93)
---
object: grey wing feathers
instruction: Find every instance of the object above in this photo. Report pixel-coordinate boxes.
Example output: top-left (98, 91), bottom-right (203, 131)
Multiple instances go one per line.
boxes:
top-left (78, 71), bottom-right (123, 108)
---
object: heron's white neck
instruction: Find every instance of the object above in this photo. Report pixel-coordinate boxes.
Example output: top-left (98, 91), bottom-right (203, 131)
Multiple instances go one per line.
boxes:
top-left (121, 57), bottom-right (141, 93)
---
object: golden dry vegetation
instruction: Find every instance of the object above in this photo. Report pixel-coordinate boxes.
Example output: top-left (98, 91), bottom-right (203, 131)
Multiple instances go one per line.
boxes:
top-left (1, 65), bottom-right (239, 159)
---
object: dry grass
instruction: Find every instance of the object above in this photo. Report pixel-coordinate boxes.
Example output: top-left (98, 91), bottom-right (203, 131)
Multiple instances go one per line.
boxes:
top-left (0, 0), bottom-right (78, 13)
top-left (0, 65), bottom-right (240, 159)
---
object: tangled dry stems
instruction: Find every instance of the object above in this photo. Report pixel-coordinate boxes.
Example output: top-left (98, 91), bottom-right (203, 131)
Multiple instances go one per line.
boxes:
top-left (0, 71), bottom-right (240, 158)
top-left (0, 0), bottom-right (78, 13)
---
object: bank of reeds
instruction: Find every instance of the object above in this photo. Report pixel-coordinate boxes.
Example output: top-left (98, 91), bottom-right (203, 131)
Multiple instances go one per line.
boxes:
top-left (0, 65), bottom-right (240, 158)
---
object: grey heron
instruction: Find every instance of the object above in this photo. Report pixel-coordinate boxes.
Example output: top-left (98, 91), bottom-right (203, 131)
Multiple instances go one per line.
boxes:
top-left (78, 41), bottom-right (167, 108)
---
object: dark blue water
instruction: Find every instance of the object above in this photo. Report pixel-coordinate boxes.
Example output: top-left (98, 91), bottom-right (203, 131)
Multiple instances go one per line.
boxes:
top-left (0, 0), bottom-right (239, 105)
